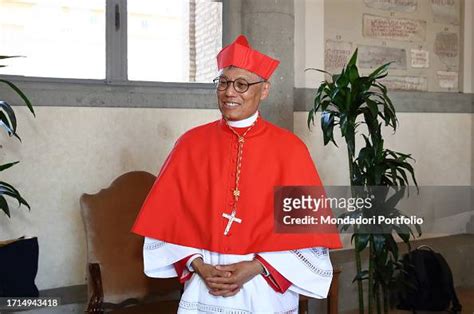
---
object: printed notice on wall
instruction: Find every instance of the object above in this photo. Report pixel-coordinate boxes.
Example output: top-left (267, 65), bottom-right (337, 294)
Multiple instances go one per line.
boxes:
top-left (359, 45), bottom-right (407, 69)
top-left (381, 76), bottom-right (428, 91)
top-left (363, 14), bottom-right (427, 42)
top-left (431, 0), bottom-right (460, 25)
top-left (410, 49), bottom-right (429, 68)
top-left (324, 40), bottom-right (353, 73)
top-left (437, 71), bottom-right (458, 89)
top-left (325, 0), bottom-right (461, 92)
top-left (364, 0), bottom-right (417, 12)
top-left (434, 32), bottom-right (458, 67)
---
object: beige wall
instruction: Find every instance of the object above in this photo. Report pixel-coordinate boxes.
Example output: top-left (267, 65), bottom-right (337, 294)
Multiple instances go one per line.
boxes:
top-left (295, 112), bottom-right (472, 186)
top-left (0, 107), bottom-right (220, 289)
top-left (294, 0), bottom-right (326, 88)
top-left (292, 0), bottom-right (329, 87)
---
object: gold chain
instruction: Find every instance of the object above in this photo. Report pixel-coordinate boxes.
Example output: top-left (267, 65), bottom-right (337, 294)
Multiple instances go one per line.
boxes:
top-left (226, 118), bottom-right (257, 207)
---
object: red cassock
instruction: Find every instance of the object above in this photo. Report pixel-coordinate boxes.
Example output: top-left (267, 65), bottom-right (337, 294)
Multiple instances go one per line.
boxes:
top-left (132, 117), bottom-right (342, 254)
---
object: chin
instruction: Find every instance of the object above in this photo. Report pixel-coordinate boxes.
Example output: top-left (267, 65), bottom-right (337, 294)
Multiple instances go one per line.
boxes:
top-left (225, 116), bottom-right (239, 121)
top-left (222, 111), bottom-right (242, 121)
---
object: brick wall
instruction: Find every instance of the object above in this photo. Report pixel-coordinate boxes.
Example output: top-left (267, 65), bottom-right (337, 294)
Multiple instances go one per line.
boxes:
top-left (189, 0), bottom-right (222, 82)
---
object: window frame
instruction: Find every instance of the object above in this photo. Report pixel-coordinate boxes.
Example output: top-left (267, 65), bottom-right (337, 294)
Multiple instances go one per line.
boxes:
top-left (0, 0), bottom-right (231, 109)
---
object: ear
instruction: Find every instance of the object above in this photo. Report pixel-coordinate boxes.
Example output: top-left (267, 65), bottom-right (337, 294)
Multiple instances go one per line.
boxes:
top-left (260, 82), bottom-right (271, 101)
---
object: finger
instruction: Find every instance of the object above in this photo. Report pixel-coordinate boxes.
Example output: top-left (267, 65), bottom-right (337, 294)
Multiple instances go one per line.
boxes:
top-left (222, 287), bottom-right (241, 297)
top-left (208, 289), bottom-right (234, 296)
top-left (211, 269), bottom-right (232, 278)
top-left (208, 289), bottom-right (222, 296)
top-left (216, 265), bottom-right (236, 272)
top-left (207, 277), bottom-right (235, 284)
top-left (207, 282), bottom-right (239, 290)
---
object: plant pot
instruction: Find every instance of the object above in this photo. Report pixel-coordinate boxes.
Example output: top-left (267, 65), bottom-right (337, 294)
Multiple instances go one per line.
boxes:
top-left (0, 237), bottom-right (39, 297)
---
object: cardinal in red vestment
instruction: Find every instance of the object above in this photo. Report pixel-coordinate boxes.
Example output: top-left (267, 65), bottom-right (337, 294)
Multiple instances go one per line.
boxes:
top-left (132, 34), bottom-right (342, 313)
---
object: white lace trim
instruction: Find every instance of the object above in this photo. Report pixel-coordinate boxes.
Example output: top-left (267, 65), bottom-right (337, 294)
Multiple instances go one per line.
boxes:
top-left (291, 250), bottom-right (332, 277)
top-left (178, 300), bottom-right (297, 314)
top-left (144, 240), bottom-right (166, 250)
top-left (310, 247), bottom-right (329, 258)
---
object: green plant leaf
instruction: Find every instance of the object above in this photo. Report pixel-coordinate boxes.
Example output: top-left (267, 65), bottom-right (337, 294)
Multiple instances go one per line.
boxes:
top-left (0, 103), bottom-right (22, 141)
top-left (369, 62), bottom-right (391, 80)
top-left (307, 108), bottom-right (315, 128)
top-left (0, 55), bottom-right (23, 60)
top-left (353, 270), bottom-right (369, 283)
top-left (348, 65), bottom-right (360, 83)
top-left (0, 79), bottom-right (36, 116)
top-left (336, 71), bottom-right (350, 88)
top-left (372, 234), bottom-right (386, 255)
top-left (394, 225), bottom-right (411, 243)
top-left (353, 233), bottom-right (370, 252)
top-left (304, 67), bottom-right (332, 76)
top-left (0, 195), bottom-right (10, 217)
top-left (0, 161), bottom-right (20, 172)
top-left (385, 235), bottom-right (399, 260)
top-left (385, 187), bottom-right (405, 209)
top-left (366, 99), bottom-right (379, 117)
top-left (0, 115), bottom-right (14, 135)
top-left (347, 49), bottom-right (358, 68)
top-left (0, 100), bottom-right (17, 131)
top-left (321, 111), bottom-right (337, 146)
top-left (414, 223), bottom-right (422, 236)
top-left (0, 181), bottom-right (30, 209)
top-left (0, 188), bottom-right (30, 210)
top-left (345, 124), bottom-right (355, 156)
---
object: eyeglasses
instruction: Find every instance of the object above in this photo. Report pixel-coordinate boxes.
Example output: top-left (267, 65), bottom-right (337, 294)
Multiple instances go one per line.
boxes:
top-left (213, 77), bottom-right (265, 93)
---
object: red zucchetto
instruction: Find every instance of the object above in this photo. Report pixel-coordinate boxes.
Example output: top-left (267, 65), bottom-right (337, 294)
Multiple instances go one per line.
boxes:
top-left (216, 35), bottom-right (280, 80)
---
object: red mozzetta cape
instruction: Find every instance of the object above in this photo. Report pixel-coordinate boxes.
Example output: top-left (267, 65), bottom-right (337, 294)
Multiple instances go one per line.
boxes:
top-left (132, 117), bottom-right (342, 254)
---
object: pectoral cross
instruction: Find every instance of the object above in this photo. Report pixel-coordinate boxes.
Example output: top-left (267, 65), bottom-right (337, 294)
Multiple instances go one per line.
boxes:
top-left (222, 210), bottom-right (242, 236)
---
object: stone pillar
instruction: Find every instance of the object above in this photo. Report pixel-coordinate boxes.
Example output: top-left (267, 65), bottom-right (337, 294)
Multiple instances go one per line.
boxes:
top-left (239, 0), bottom-right (295, 130)
top-left (222, 0), bottom-right (242, 46)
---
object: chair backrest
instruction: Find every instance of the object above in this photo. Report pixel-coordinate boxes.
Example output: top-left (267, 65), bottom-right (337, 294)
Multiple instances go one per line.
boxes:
top-left (80, 171), bottom-right (181, 304)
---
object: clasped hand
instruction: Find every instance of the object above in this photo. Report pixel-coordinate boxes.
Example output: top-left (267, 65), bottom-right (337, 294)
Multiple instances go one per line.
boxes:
top-left (191, 258), bottom-right (263, 297)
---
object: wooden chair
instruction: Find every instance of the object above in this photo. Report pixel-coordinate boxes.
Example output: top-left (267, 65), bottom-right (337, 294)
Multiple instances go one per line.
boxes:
top-left (81, 171), bottom-right (340, 313)
top-left (80, 171), bottom-right (181, 313)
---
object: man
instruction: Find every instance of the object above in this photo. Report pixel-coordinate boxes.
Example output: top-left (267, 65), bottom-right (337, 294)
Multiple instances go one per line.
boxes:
top-left (132, 35), bottom-right (342, 313)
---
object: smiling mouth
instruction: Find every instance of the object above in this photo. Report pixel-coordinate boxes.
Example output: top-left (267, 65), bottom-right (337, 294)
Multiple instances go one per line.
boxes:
top-left (223, 102), bottom-right (241, 108)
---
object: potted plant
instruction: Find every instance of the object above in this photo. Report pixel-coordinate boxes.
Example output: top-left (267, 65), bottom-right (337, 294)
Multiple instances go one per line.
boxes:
top-left (0, 55), bottom-right (37, 297)
top-left (307, 50), bottom-right (420, 314)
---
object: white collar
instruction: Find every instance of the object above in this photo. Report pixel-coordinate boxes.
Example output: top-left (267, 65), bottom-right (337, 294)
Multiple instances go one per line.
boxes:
top-left (226, 111), bottom-right (259, 128)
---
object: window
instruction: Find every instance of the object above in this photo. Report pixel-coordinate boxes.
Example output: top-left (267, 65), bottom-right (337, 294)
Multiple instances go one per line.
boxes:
top-left (127, 0), bottom-right (222, 83)
top-left (0, 0), bottom-right (106, 79)
top-left (0, 0), bottom-right (223, 83)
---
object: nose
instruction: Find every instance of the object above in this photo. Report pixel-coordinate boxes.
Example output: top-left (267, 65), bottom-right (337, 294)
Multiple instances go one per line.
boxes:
top-left (224, 82), bottom-right (238, 96)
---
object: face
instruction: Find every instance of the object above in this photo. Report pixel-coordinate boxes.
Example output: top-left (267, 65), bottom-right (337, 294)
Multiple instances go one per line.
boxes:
top-left (216, 67), bottom-right (270, 121)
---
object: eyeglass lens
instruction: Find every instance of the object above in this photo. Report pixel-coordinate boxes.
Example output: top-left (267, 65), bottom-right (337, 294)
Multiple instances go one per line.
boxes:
top-left (215, 78), bottom-right (250, 93)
